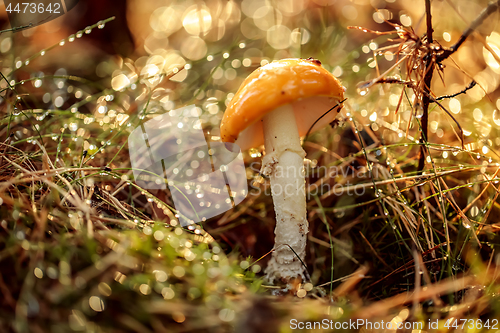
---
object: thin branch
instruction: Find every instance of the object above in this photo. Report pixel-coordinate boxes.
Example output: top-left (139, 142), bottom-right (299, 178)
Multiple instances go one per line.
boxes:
top-left (418, 0), bottom-right (435, 173)
top-left (425, 0), bottom-right (434, 44)
top-left (439, 0), bottom-right (500, 60)
top-left (434, 80), bottom-right (476, 101)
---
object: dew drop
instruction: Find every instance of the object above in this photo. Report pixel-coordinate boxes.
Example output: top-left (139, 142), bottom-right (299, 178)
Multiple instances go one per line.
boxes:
top-left (334, 210), bottom-right (345, 218)
top-left (415, 106), bottom-right (424, 119)
top-left (357, 88), bottom-right (369, 96)
top-left (97, 21), bottom-right (105, 29)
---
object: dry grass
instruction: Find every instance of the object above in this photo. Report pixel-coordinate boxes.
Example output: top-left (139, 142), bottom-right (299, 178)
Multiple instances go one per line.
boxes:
top-left (2, 0), bottom-right (500, 332)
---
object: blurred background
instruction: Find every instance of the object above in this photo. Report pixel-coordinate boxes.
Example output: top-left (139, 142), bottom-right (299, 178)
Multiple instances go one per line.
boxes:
top-left (1, 0), bottom-right (498, 137)
top-left (1, 0), bottom-right (498, 124)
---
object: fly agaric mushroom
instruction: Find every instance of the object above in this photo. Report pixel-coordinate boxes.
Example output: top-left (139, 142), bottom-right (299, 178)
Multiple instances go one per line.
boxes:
top-left (220, 58), bottom-right (344, 282)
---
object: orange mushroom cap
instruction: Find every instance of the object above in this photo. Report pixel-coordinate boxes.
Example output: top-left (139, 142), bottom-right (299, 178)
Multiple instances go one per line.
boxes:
top-left (220, 58), bottom-right (345, 150)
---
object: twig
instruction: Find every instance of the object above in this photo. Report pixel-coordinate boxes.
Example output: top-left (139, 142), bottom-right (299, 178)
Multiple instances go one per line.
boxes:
top-left (425, 0), bottom-right (434, 45)
top-left (439, 0), bottom-right (500, 61)
top-left (443, 0), bottom-right (500, 66)
top-left (418, 0), bottom-right (435, 173)
top-left (434, 80), bottom-right (476, 101)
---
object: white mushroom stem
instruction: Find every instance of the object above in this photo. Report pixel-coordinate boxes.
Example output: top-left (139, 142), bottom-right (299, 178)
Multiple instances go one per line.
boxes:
top-left (260, 104), bottom-right (308, 281)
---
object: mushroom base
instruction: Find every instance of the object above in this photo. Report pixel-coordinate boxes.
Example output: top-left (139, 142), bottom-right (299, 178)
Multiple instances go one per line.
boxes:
top-left (260, 104), bottom-right (308, 282)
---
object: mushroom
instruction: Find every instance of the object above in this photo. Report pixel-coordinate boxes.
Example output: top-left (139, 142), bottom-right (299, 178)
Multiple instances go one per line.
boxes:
top-left (220, 58), bottom-right (345, 282)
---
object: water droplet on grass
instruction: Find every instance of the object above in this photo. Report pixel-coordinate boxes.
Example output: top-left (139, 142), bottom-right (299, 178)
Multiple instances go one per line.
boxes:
top-left (357, 87), bottom-right (369, 96)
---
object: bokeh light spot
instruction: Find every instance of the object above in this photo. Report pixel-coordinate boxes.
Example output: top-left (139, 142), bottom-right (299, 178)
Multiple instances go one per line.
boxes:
top-left (183, 7), bottom-right (212, 36)
top-left (89, 296), bottom-right (105, 312)
top-left (267, 25), bottom-right (291, 49)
